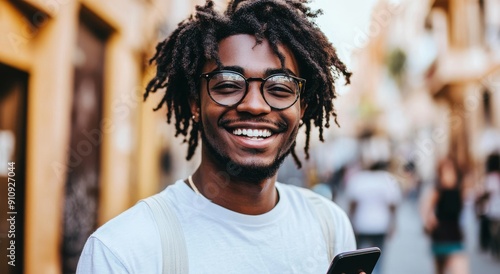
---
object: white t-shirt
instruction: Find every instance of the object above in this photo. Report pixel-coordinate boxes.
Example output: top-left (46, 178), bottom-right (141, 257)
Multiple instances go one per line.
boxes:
top-left (485, 173), bottom-right (500, 219)
top-left (77, 180), bottom-right (356, 274)
top-left (345, 170), bottom-right (402, 234)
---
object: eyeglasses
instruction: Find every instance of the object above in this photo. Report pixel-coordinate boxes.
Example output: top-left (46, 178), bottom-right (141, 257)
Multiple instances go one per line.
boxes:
top-left (200, 70), bottom-right (306, 110)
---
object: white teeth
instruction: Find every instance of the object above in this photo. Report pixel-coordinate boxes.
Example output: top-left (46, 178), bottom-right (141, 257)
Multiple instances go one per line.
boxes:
top-left (232, 128), bottom-right (272, 138)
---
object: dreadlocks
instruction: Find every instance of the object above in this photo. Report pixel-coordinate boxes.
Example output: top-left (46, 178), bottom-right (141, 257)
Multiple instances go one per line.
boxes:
top-left (144, 0), bottom-right (351, 167)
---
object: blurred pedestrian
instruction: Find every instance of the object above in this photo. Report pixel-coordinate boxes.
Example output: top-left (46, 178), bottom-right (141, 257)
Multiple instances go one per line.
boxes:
top-left (327, 164), bottom-right (348, 201)
top-left (346, 159), bottom-right (402, 274)
top-left (475, 185), bottom-right (491, 253)
top-left (477, 152), bottom-right (500, 259)
top-left (421, 157), bottom-right (469, 274)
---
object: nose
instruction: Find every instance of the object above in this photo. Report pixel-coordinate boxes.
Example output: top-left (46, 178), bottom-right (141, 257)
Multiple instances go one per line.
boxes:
top-left (236, 82), bottom-right (271, 115)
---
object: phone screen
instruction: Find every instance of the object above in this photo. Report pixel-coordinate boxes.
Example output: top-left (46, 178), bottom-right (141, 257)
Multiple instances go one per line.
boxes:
top-left (326, 247), bottom-right (381, 274)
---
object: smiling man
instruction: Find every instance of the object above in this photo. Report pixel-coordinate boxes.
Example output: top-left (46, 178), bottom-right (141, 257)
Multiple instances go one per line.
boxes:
top-left (77, 0), bottom-right (357, 273)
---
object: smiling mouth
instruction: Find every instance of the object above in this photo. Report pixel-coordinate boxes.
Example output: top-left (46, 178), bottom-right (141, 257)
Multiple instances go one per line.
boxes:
top-left (231, 128), bottom-right (273, 139)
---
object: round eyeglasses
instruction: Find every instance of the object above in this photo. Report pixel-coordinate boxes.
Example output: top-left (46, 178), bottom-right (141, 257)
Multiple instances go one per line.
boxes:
top-left (200, 70), bottom-right (306, 110)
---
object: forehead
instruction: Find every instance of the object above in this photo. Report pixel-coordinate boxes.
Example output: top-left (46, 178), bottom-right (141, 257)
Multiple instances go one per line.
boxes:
top-left (203, 34), bottom-right (299, 76)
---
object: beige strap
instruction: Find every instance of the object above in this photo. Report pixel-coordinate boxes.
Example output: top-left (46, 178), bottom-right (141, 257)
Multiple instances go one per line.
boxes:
top-left (300, 188), bottom-right (336, 261)
top-left (141, 194), bottom-right (189, 274)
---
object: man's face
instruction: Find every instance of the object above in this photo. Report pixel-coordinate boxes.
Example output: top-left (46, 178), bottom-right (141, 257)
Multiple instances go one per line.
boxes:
top-left (195, 34), bottom-right (305, 181)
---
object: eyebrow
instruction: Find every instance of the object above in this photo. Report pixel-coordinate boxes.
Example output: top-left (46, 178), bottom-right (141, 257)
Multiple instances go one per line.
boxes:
top-left (217, 66), bottom-right (298, 77)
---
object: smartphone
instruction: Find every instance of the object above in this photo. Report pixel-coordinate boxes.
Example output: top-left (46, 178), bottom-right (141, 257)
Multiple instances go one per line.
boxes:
top-left (326, 247), bottom-right (381, 274)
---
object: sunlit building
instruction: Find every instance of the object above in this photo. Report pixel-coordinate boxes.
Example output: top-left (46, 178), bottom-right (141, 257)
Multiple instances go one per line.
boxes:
top-left (345, 0), bottom-right (500, 190)
top-left (425, 0), bottom-right (500, 174)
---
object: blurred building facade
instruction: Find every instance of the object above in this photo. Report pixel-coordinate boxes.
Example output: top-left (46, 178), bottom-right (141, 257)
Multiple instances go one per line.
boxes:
top-left (344, 0), bottom-right (500, 190)
top-left (0, 0), bottom-right (230, 273)
top-left (425, 0), bottom-right (500, 175)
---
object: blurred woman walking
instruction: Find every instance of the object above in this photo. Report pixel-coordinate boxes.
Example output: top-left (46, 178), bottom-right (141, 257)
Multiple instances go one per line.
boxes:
top-left (421, 157), bottom-right (469, 274)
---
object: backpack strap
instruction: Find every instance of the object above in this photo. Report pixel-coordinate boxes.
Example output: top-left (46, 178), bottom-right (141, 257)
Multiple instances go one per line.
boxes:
top-left (301, 189), bottom-right (336, 262)
top-left (141, 194), bottom-right (189, 274)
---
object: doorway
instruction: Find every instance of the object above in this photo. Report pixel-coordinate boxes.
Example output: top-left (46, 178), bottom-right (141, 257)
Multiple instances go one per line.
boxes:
top-left (61, 16), bottom-right (107, 273)
top-left (0, 63), bottom-right (28, 274)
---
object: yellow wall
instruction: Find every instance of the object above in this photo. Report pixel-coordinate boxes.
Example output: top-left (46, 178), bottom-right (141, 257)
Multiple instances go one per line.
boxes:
top-left (1, 0), bottom-right (170, 272)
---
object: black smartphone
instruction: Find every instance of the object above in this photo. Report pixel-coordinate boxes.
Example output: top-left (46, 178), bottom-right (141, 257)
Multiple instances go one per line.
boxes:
top-left (326, 247), bottom-right (381, 274)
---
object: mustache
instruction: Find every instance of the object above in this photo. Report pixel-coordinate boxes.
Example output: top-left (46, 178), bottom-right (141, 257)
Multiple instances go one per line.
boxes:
top-left (218, 117), bottom-right (288, 132)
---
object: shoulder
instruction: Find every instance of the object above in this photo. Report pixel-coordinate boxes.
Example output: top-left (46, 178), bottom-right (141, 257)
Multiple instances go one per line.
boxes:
top-left (78, 181), bottom-right (191, 273)
top-left (486, 173), bottom-right (500, 187)
top-left (344, 171), bottom-right (372, 190)
top-left (277, 183), bottom-right (356, 251)
top-left (92, 201), bottom-right (158, 245)
top-left (78, 192), bottom-right (169, 272)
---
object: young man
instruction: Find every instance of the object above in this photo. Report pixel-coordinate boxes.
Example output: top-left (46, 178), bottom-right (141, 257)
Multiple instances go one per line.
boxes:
top-left (77, 0), bottom-right (357, 273)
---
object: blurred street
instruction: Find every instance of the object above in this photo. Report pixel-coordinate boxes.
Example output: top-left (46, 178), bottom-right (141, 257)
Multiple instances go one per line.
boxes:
top-left (335, 191), bottom-right (500, 273)
top-left (382, 198), bottom-right (500, 274)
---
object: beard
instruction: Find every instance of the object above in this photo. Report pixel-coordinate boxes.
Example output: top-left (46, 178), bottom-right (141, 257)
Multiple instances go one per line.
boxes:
top-left (199, 122), bottom-right (297, 183)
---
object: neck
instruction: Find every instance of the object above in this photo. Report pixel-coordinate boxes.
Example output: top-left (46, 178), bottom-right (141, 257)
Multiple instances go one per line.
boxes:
top-left (190, 156), bottom-right (279, 215)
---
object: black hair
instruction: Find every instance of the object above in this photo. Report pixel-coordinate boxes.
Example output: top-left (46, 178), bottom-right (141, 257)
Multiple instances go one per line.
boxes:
top-left (486, 153), bottom-right (500, 173)
top-left (144, 0), bottom-right (351, 167)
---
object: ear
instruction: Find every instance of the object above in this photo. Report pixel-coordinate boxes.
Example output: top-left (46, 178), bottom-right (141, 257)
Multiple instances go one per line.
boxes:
top-left (189, 98), bottom-right (200, 123)
top-left (300, 99), bottom-right (307, 120)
